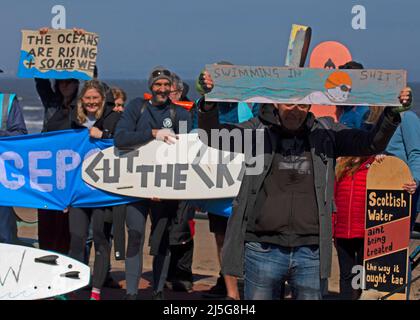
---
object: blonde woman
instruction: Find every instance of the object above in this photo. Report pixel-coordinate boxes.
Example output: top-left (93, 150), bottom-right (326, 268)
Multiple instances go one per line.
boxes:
top-left (68, 80), bottom-right (121, 300)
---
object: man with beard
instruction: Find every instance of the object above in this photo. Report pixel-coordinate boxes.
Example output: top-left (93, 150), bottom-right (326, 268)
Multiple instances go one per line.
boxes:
top-left (198, 69), bottom-right (411, 300)
top-left (114, 67), bottom-right (192, 300)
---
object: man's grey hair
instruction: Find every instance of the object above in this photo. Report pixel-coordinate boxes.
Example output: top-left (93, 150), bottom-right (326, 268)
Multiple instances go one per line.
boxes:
top-left (171, 73), bottom-right (184, 92)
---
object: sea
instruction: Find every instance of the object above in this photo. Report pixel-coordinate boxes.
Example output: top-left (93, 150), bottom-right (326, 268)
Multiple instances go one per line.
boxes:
top-left (0, 78), bottom-right (419, 134)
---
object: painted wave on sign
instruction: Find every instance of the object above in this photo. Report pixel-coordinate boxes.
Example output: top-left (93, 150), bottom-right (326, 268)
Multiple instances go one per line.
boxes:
top-left (210, 84), bottom-right (400, 106)
top-left (17, 50), bottom-right (92, 80)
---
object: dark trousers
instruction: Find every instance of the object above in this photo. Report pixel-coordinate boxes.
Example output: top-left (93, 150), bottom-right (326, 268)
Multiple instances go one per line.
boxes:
top-left (0, 207), bottom-right (18, 244)
top-left (335, 238), bottom-right (364, 300)
top-left (69, 207), bottom-right (110, 290)
top-left (38, 209), bottom-right (70, 254)
top-left (168, 240), bottom-right (194, 282)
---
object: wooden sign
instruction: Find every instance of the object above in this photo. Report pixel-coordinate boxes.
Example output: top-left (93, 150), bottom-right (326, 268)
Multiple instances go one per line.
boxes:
top-left (206, 64), bottom-right (406, 106)
top-left (285, 24), bottom-right (312, 67)
top-left (82, 133), bottom-right (244, 200)
top-left (18, 29), bottom-right (99, 80)
top-left (364, 156), bottom-right (412, 300)
top-left (309, 41), bottom-right (353, 120)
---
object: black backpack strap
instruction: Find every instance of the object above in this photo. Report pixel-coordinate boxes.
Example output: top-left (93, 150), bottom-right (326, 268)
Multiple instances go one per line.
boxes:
top-left (134, 99), bottom-right (149, 128)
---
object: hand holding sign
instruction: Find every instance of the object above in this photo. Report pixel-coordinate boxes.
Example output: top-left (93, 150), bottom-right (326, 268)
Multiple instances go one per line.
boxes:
top-left (402, 180), bottom-right (417, 194)
top-left (152, 128), bottom-right (178, 145)
top-left (39, 27), bottom-right (86, 36)
top-left (196, 70), bottom-right (214, 95)
top-left (89, 127), bottom-right (103, 139)
top-left (391, 87), bottom-right (413, 114)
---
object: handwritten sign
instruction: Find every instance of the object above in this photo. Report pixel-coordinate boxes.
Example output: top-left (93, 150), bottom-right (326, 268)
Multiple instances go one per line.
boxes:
top-left (205, 65), bottom-right (406, 107)
top-left (285, 24), bottom-right (312, 67)
top-left (364, 157), bottom-right (412, 299)
top-left (18, 29), bottom-right (99, 80)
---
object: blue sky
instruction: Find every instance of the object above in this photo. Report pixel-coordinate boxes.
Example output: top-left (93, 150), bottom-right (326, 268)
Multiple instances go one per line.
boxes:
top-left (1, 0), bottom-right (419, 80)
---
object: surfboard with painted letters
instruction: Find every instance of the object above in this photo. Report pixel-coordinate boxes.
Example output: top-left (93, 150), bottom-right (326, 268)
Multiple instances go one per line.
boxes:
top-left (363, 156), bottom-right (412, 300)
top-left (0, 244), bottom-right (90, 300)
top-left (82, 133), bottom-right (245, 199)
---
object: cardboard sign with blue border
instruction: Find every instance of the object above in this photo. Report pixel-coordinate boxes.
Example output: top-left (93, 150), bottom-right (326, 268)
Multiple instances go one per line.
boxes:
top-left (18, 29), bottom-right (98, 80)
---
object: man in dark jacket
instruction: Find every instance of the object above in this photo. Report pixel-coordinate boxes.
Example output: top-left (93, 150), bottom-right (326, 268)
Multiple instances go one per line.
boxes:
top-left (197, 70), bottom-right (411, 300)
top-left (0, 92), bottom-right (28, 244)
top-left (114, 66), bottom-right (192, 300)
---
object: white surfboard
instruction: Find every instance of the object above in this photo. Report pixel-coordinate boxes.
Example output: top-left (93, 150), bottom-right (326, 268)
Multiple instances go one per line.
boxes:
top-left (0, 244), bottom-right (90, 300)
top-left (82, 133), bottom-right (245, 199)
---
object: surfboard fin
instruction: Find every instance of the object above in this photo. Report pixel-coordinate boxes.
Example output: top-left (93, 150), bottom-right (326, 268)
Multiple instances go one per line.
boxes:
top-left (60, 271), bottom-right (80, 279)
top-left (34, 255), bottom-right (59, 265)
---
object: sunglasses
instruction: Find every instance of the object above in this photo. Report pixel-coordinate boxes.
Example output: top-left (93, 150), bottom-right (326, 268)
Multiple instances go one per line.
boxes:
top-left (152, 69), bottom-right (171, 78)
top-left (340, 85), bottom-right (352, 93)
top-left (115, 103), bottom-right (124, 107)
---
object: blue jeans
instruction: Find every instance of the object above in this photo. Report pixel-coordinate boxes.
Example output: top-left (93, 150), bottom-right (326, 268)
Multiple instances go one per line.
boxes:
top-left (244, 242), bottom-right (322, 300)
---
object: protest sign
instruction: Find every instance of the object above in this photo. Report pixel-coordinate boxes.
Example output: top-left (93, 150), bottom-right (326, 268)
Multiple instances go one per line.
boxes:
top-left (364, 156), bottom-right (412, 300)
top-left (206, 65), bottom-right (406, 106)
top-left (17, 29), bottom-right (99, 80)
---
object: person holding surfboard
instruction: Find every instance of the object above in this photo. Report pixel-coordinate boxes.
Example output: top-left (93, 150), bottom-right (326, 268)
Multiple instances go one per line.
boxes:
top-left (66, 80), bottom-right (122, 301)
top-left (114, 67), bottom-right (192, 300)
top-left (198, 69), bottom-right (411, 300)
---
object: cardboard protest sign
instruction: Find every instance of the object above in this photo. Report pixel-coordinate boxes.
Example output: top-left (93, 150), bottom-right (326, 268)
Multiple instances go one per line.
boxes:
top-left (309, 41), bottom-right (353, 120)
top-left (364, 156), bottom-right (412, 300)
top-left (17, 29), bottom-right (99, 80)
top-left (205, 64), bottom-right (406, 107)
top-left (285, 24), bottom-right (312, 67)
top-left (82, 133), bottom-right (245, 200)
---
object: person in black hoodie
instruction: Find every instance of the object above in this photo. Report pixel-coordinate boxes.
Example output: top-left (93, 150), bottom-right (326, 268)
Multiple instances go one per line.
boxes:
top-left (34, 28), bottom-right (82, 255)
top-left (114, 67), bottom-right (192, 300)
top-left (34, 76), bottom-right (79, 254)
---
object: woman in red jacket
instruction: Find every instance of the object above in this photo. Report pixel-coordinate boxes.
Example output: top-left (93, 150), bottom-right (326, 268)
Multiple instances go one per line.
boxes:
top-left (333, 156), bottom-right (375, 300)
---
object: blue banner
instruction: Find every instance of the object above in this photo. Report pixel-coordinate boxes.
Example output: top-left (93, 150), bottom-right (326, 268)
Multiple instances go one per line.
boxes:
top-left (0, 129), bottom-right (234, 216)
top-left (0, 129), bottom-right (135, 210)
top-left (192, 199), bottom-right (233, 217)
